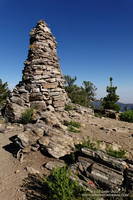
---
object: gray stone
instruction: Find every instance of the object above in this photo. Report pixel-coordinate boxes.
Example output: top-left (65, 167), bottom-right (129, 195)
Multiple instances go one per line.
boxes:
top-left (25, 166), bottom-right (40, 174)
top-left (17, 130), bottom-right (40, 147)
top-left (38, 136), bottom-right (50, 146)
top-left (46, 133), bottom-right (75, 158)
top-left (10, 97), bottom-right (25, 106)
top-left (47, 105), bottom-right (55, 112)
top-left (4, 103), bottom-right (27, 122)
top-left (18, 88), bottom-right (28, 93)
top-left (0, 124), bottom-right (6, 133)
top-left (30, 101), bottom-right (46, 111)
top-left (45, 160), bottom-right (65, 170)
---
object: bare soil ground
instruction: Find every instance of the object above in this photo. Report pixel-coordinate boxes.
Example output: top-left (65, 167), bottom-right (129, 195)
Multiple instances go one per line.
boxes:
top-left (81, 115), bottom-right (133, 158)
top-left (0, 125), bottom-right (52, 200)
top-left (0, 116), bottom-right (133, 199)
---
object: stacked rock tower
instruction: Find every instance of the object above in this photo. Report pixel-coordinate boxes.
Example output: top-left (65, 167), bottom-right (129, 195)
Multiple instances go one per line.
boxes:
top-left (5, 20), bottom-right (68, 121)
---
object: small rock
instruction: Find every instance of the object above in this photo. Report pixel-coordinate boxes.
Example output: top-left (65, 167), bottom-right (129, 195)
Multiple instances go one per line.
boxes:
top-left (15, 170), bottom-right (20, 174)
top-left (22, 146), bottom-right (31, 153)
top-left (100, 127), bottom-right (105, 130)
top-left (112, 128), bottom-right (117, 132)
top-left (25, 166), bottom-right (40, 174)
top-left (44, 160), bottom-right (66, 170)
top-left (38, 136), bottom-right (50, 146)
top-left (0, 124), bottom-right (6, 133)
top-left (32, 127), bottom-right (44, 137)
top-left (47, 105), bottom-right (55, 112)
top-left (31, 144), bottom-right (40, 151)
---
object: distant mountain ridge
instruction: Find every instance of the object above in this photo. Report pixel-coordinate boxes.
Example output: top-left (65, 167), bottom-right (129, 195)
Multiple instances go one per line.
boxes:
top-left (117, 102), bottom-right (133, 112)
top-left (92, 100), bottom-right (133, 112)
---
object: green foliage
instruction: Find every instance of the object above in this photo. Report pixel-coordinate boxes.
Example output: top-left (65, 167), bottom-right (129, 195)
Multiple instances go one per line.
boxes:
top-left (22, 74), bottom-right (26, 81)
top-left (75, 137), bottom-right (127, 159)
top-left (43, 167), bottom-right (86, 200)
top-left (64, 121), bottom-right (81, 128)
top-left (65, 104), bottom-right (75, 111)
top-left (68, 126), bottom-right (80, 133)
top-left (20, 108), bottom-right (34, 124)
top-left (64, 75), bottom-right (77, 87)
top-left (0, 79), bottom-right (9, 108)
top-left (75, 137), bottom-right (98, 151)
top-left (120, 110), bottom-right (133, 123)
top-left (64, 75), bottom-right (97, 107)
top-left (102, 77), bottom-right (120, 111)
top-left (106, 148), bottom-right (126, 158)
top-left (82, 81), bottom-right (97, 102)
top-left (94, 112), bottom-right (104, 118)
top-left (64, 120), bottom-right (81, 133)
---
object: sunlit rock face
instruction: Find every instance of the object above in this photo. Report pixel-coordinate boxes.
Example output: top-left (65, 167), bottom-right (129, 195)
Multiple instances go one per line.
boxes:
top-left (5, 20), bottom-right (68, 121)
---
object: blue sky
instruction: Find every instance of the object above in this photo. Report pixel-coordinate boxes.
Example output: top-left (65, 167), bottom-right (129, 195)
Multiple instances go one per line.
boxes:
top-left (0, 0), bottom-right (133, 103)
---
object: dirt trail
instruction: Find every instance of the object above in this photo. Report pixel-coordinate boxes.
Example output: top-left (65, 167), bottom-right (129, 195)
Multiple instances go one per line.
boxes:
top-left (0, 128), bottom-right (25, 200)
top-left (0, 125), bottom-right (48, 200)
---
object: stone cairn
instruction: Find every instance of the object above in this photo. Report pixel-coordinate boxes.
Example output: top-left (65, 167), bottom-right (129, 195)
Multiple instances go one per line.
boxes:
top-left (5, 20), bottom-right (68, 121)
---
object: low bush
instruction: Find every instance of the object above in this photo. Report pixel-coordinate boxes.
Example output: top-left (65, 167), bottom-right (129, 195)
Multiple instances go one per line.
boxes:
top-left (119, 110), bottom-right (133, 123)
top-left (94, 112), bottom-right (104, 118)
top-left (68, 126), bottom-right (80, 133)
top-left (106, 148), bottom-right (126, 158)
top-left (43, 167), bottom-right (86, 200)
top-left (75, 137), bottom-right (98, 151)
top-left (64, 120), bottom-right (81, 133)
top-left (0, 79), bottom-right (9, 108)
top-left (64, 121), bottom-right (81, 128)
top-left (75, 137), bottom-right (126, 159)
top-left (65, 104), bottom-right (75, 111)
top-left (20, 108), bottom-right (34, 124)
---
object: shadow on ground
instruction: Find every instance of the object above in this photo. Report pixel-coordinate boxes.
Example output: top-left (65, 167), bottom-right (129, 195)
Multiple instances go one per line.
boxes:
top-left (3, 143), bottom-right (20, 157)
top-left (22, 174), bottom-right (48, 200)
top-left (2, 135), bottom-right (20, 157)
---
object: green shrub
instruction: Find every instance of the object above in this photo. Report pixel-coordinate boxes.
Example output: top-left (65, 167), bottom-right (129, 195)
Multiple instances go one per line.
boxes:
top-left (20, 108), bottom-right (34, 124)
top-left (101, 77), bottom-right (120, 112)
top-left (75, 137), bottom-right (98, 151)
top-left (68, 126), bottom-right (80, 133)
top-left (43, 167), bottom-right (86, 200)
top-left (64, 121), bottom-right (81, 128)
top-left (120, 110), bottom-right (133, 123)
top-left (64, 121), bottom-right (81, 133)
top-left (64, 75), bottom-right (97, 108)
top-left (106, 148), bottom-right (126, 158)
top-left (65, 104), bottom-right (75, 111)
top-left (94, 112), bottom-right (104, 118)
top-left (0, 79), bottom-right (9, 108)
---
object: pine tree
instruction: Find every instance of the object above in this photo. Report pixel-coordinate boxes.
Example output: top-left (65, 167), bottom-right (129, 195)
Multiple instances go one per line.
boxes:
top-left (0, 79), bottom-right (9, 108)
top-left (102, 77), bottom-right (120, 111)
top-left (64, 75), bottom-right (77, 87)
top-left (64, 75), bottom-right (97, 107)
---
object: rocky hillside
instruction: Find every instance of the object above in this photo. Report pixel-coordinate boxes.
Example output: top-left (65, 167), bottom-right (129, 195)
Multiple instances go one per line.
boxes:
top-left (0, 105), bottom-right (133, 199)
